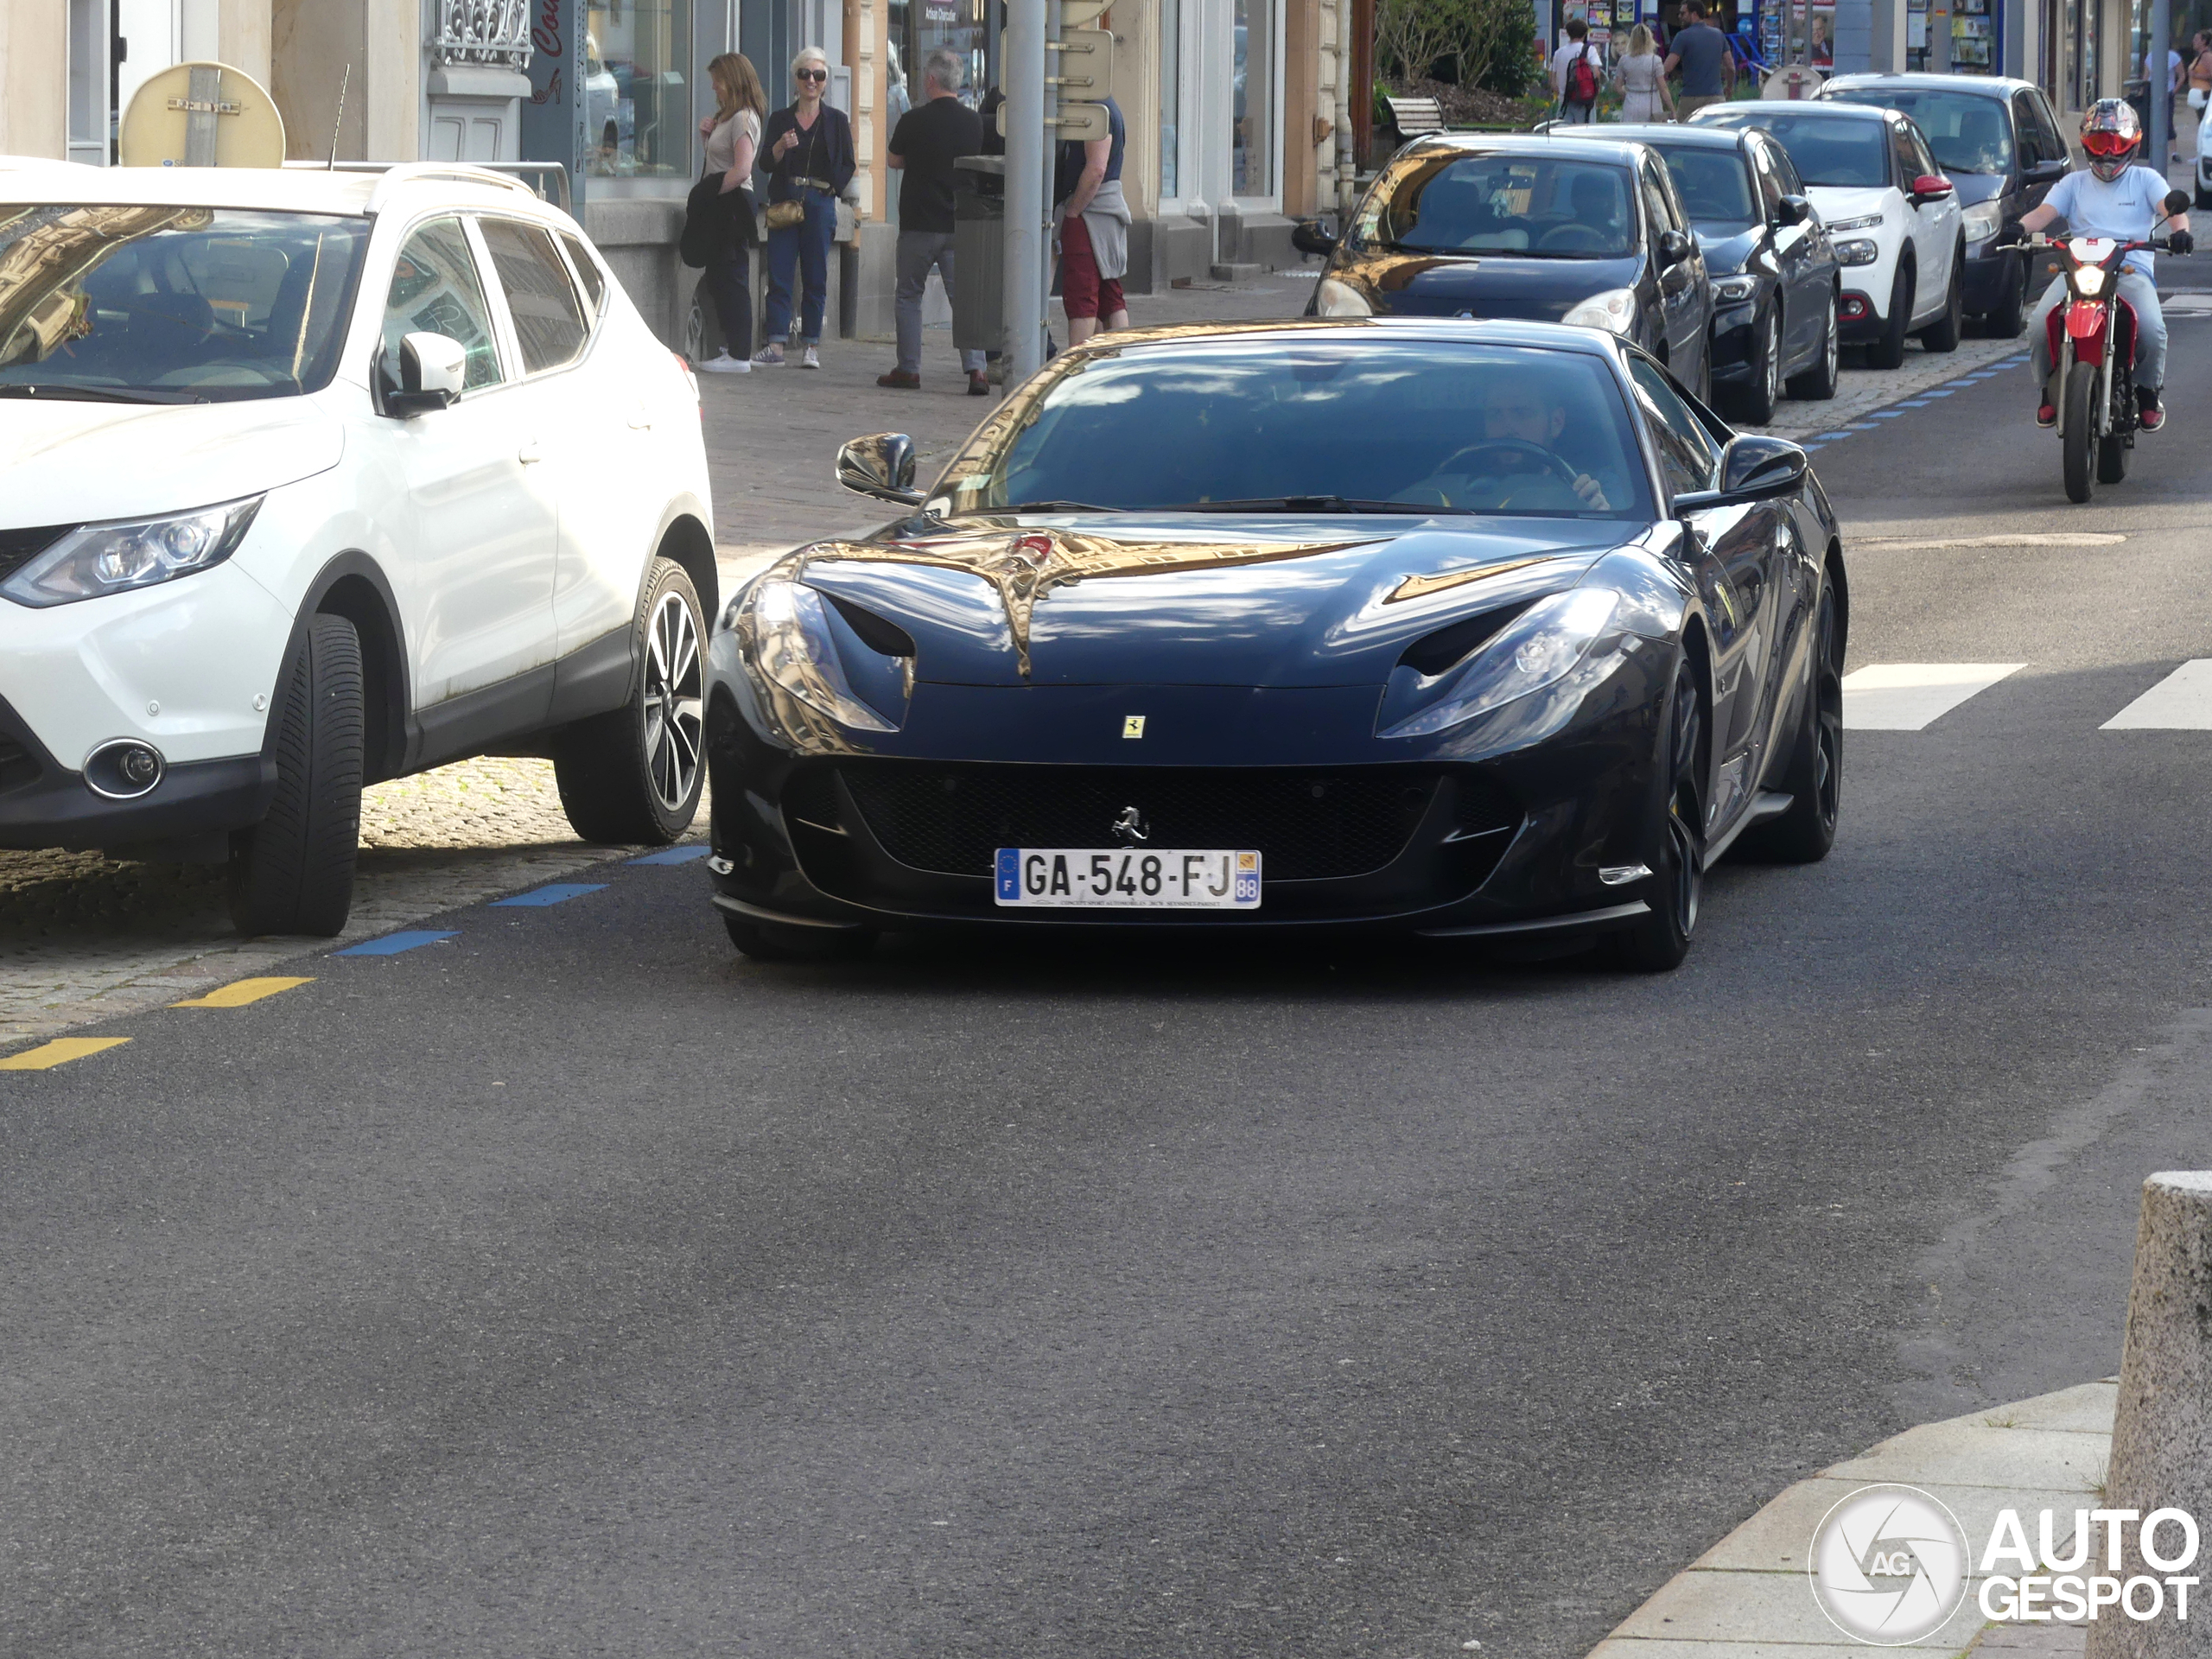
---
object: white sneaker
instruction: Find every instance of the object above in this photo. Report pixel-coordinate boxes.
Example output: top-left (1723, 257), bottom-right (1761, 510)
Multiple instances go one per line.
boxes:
top-left (800, 345), bottom-right (821, 370)
top-left (753, 343), bottom-right (785, 366)
top-left (696, 352), bottom-right (751, 373)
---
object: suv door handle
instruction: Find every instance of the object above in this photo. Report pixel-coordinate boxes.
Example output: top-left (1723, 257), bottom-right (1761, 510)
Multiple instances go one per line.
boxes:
top-left (517, 439), bottom-right (544, 464)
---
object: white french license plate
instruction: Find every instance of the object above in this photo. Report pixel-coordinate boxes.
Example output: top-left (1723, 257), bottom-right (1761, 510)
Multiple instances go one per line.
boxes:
top-left (995, 848), bottom-right (1262, 909)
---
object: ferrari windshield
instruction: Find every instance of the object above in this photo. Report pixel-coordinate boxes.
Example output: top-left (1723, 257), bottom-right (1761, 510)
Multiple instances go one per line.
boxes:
top-left (938, 338), bottom-right (1656, 521)
top-left (0, 206), bottom-right (369, 403)
top-left (1701, 110), bottom-right (1891, 188)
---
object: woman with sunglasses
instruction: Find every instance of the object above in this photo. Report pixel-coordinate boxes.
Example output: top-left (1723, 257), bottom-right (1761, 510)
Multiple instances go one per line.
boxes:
top-left (756, 46), bottom-right (855, 369)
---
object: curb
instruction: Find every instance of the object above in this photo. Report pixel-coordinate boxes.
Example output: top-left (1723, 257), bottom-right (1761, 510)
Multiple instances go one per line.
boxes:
top-left (1587, 1381), bottom-right (2115, 1658)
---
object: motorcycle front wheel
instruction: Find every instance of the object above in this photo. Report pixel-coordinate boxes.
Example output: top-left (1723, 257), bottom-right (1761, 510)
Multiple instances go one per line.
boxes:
top-left (2063, 359), bottom-right (2099, 504)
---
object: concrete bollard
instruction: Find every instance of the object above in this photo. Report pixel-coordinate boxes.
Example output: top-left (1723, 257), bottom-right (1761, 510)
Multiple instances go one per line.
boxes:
top-left (2088, 1172), bottom-right (2212, 1659)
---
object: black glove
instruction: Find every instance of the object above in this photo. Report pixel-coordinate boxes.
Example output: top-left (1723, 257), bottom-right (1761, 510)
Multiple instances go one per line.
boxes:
top-left (2171, 228), bottom-right (2195, 255)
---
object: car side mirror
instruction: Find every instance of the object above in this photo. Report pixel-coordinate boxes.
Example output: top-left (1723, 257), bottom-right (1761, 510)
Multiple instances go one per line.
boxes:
top-left (1910, 173), bottom-right (1955, 203)
top-left (385, 331), bottom-right (466, 417)
top-left (2024, 157), bottom-right (2068, 184)
top-left (1675, 434), bottom-right (1808, 512)
top-left (1658, 228), bottom-right (1694, 264)
top-left (836, 432), bottom-right (924, 505)
top-left (1775, 194), bottom-right (1813, 227)
top-left (1291, 217), bottom-right (1339, 257)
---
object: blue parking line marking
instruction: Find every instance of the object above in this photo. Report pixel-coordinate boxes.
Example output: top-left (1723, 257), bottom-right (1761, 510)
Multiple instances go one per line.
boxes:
top-left (1922, 388), bottom-right (1956, 396)
top-left (1868, 410), bottom-right (1907, 418)
top-left (335, 931), bottom-right (456, 957)
top-left (628, 845), bottom-right (712, 866)
top-left (1844, 423), bottom-right (1880, 430)
top-left (1894, 398), bottom-right (1932, 407)
top-left (490, 883), bottom-right (607, 907)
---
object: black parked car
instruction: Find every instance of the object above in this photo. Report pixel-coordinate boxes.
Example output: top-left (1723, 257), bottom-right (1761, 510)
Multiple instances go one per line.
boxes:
top-left (1295, 134), bottom-right (1716, 398)
top-left (1821, 73), bottom-right (2070, 336)
top-left (1608, 123), bottom-right (1841, 423)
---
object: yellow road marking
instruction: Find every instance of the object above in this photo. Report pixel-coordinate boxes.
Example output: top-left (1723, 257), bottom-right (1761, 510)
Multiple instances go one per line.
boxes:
top-left (170, 976), bottom-right (315, 1009)
top-left (0, 1037), bottom-right (130, 1071)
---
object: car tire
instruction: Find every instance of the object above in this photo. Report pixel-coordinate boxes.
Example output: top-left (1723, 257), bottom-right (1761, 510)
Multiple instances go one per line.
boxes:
top-left (2062, 359), bottom-right (2097, 504)
top-left (555, 557), bottom-right (707, 846)
top-left (1985, 254), bottom-right (2029, 338)
top-left (226, 613), bottom-right (364, 938)
top-left (1738, 577), bottom-right (1841, 865)
top-left (1610, 655), bottom-right (1705, 973)
top-left (1732, 305), bottom-right (1782, 424)
top-left (722, 912), bottom-right (877, 962)
top-left (1917, 249), bottom-right (1963, 352)
top-left (2196, 180), bottom-right (2212, 211)
top-left (1785, 292), bottom-right (1840, 400)
top-left (1867, 262), bottom-right (1913, 369)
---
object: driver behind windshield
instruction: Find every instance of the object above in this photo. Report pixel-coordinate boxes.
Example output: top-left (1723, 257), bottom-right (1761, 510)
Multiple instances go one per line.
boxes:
top-left (1399, 379), bottom-right (1623, 512)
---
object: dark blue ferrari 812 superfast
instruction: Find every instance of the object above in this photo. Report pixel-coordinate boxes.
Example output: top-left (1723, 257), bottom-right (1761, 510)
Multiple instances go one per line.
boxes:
top-left (703, 319), bottom-right (1845, 969)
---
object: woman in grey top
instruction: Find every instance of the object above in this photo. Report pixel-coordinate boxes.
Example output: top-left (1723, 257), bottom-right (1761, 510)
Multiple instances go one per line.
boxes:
top-left (695, 53), bottom-right (765, 372)
top-left (1614, 26), bottom-right (1675, 123)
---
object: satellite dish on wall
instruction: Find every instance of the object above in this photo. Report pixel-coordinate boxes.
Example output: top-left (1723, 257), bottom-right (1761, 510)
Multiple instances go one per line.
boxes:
top-left (118, 61), bottom-right (287, 168)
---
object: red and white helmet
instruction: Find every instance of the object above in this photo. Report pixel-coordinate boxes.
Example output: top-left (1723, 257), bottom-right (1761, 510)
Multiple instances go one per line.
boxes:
top-left (2082, 99), bottom-right (2143, 182)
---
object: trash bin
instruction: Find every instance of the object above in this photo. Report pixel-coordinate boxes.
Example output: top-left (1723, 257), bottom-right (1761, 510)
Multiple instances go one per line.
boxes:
top-left (954, 155), bottom-right (1006, 356)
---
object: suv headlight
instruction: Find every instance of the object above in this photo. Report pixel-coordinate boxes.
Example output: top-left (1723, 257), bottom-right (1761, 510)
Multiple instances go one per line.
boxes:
top-left (1961, 200), bottom-right (2005, 243)
top-left (1562, 287), bottom-right (1638, 333)
top-left (1381, 588), bottom-right (1623, 738)
top-left (1711, 274), bottom-right (1758, 303)
top-left (1825, 212), bottom-right (1884, 232)
top-left (1834, 238), bottom-right (1880, 266)
top-left (1, 496), bottom-right (263, 609)
top-left (1314, 276), bottom-right (1374, 316)
top-left (734, 577), bottom-right (899, 733)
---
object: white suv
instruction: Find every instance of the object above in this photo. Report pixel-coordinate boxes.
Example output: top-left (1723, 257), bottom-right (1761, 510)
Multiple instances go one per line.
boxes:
top-left (0, 162), bottom-right (715, 935)
top-left (1690, 101), bottom-right (1965, 369)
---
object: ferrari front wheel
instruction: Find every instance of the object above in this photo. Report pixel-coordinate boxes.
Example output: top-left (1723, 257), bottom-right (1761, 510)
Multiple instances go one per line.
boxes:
top-left (1612, 656), bottom-right (1706, 973)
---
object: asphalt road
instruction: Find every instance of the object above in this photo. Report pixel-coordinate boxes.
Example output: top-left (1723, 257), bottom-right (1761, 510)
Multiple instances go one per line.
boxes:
top-left (10, 316), bottom-right (2212, 1659)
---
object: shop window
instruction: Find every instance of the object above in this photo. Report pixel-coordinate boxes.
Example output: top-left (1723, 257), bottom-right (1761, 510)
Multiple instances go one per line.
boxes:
top-left (587, 0), bottom-right (695, 179)
top-left (1232, 0), bottom-right (1274, 195)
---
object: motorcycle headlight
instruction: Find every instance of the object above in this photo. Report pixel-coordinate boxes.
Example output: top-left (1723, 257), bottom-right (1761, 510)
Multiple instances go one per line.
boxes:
top-left (1834, 238), bottom-right (1880, 266)
top-left (1824, 212), bottom-right (1884, 233)
top-left (734, 577), bottom-right (899, 733)
top-left (1711, 274), bottom-right (1758, 304)
top-left (1314, 276), bottom-right (1375, 317)
top-left (2074, 264), bottom-right (2107, 296)
top-left (1562, 287), bottom-right (1638, 334)
top-left (1961, 200), bottom-right (2005, 243)
top-left (1381, 588), bottom-right (1623, 739)
top-left (1, 496), bottom-right (263, 609)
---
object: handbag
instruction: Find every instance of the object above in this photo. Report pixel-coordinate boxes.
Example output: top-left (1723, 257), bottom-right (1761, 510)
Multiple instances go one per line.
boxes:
top-left (2190, 86), bottom-right (2208, 111)
top-left (764, 198), bottom-right (805, 232)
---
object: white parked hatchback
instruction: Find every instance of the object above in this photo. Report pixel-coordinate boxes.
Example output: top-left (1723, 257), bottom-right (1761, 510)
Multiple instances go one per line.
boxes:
top-left (1690, 101), bottom-right (1966, 369)
top-left (0, 162), bottom-right (714, 935)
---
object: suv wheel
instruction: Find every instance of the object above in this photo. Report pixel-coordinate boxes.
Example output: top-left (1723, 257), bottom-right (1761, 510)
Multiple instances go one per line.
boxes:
top-left (227, 613), bottom-right (364, 938)
top-left (555, 557), bottom-right (707, 845)
top-left (1867, 262), bottom-right (1913, 370)
top-left (1917, 249), bottom-right (1963, 352)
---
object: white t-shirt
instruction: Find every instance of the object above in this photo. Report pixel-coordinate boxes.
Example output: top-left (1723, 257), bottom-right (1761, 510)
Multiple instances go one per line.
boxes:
top-left (1551, 41), bottom-right (1602, 101)
top-left (2045, 163), bottom-right (2174, 277)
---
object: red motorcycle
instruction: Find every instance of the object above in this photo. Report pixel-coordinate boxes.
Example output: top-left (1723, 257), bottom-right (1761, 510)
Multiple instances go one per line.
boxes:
top-left (2013, 189), bottom-right (2190, 503)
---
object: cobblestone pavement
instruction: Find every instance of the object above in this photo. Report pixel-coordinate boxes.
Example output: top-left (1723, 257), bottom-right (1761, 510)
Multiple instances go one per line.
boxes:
top-left (3, 267), bottom-right (2018, 1052)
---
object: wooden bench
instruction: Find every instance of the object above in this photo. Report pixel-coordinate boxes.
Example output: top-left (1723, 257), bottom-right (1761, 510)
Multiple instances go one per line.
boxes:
top-left (1383, 95), bottom-right (1447, 137)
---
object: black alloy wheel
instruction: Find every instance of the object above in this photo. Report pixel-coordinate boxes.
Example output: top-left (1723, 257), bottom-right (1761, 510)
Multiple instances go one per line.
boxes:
top-left (1611, 656), bottom-right (1706, 971)
top-left (2062, 359), bottom-right (2098, 503)
top-left (1918, 249), bottom-right (1964, 352)
top-left (1868, 262), bottom-right (1914, 369)
top-left (1985, 253), bottom-right (2029, 338)
top-left (1741, 579), bottom-right (1841, 863)
top-left (1786, 291), bottom-right (1840, 400)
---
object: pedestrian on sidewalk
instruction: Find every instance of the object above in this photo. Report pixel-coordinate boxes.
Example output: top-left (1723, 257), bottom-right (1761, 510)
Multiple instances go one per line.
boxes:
top-left (1613, 25), bottom-right (1674, 123)
top-left (2183, 33), bottom-right (2212, 164)
top-left (1054, 92), bottom-right (1130, 346)
top-left (694, 53), bottom-right (766, 373)
top-left (1549, 19), bottom-right (1601, 124)
top-left (755, 47), bottom-right (854, 371)
top-left (880, 48), bottom-right (989, 395)
top-left (1662, 3), bottom-right (1735, 121)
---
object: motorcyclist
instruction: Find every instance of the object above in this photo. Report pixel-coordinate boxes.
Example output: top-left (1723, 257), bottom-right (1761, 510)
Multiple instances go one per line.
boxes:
top-left (2018, 99), bottom-right (2191, 431)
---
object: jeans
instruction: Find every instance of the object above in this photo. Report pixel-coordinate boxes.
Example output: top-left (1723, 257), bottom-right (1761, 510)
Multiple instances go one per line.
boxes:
top-left (896, 230), bottom-right (985, 375)
top-left (2030, 270), bottom-right (2167, 393)
top-left (764, 188), bottom-right (836, 345)
top-left (1558, 99), bottom-right (1596, 123)
top-left (703, 242), bottom-right (753, 360)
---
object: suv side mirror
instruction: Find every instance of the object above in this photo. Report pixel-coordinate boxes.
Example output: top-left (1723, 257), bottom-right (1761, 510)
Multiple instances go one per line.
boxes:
top-left (1775, 194), bottom-right (1813, 227)
top-left (385, 331), bottom-right (466, 417)
top-left (1910, 173), bottom-right (1955, 202)
top-left (1658, 228), bottom-right (1694, 264)
top-left (1674, 434), bottom-right (1808, 512)
top-left (1291, 218), bottom-right (1339, 257)
top-left (836, 432), bottom-right (923, 505)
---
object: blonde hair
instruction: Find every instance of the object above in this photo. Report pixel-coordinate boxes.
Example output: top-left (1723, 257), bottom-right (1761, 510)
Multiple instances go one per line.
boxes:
top-left (1626, 22), bottom-right (1656, 53)
top-left (709, 52), bottom-right (766, 122)
top-left (791, 45), bottom-right (830, 80)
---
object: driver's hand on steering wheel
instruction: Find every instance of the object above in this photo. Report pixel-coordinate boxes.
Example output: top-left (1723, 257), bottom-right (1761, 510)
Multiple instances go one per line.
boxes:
top-left (1573, 473), bottom-right (1611, 510)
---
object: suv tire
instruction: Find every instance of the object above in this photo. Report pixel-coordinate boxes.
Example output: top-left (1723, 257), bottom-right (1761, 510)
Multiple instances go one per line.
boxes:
top-left (1917, 250), bottom-right (1963, 352)
top-left (227, 613), bottom-right (364, 938)
top-left (555, 556), bottom-right (707, 845)
top-left (1868, 263), bottom-right (1913, 369)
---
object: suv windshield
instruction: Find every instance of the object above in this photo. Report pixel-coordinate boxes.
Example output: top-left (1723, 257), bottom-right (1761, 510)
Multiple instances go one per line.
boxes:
top-left (1702, 111), bottom-right (1891, 188)
top-left (938, 339), bottom-right (1656, 521)
top-left (1357, 153), bottom-right (1637, 257)
top-left (1650, 145), bottom-right (1759, 231)
top-left (1827, 89), bottom-right (2012, 172)
top-left (0, 206), bottom-right (369, 403)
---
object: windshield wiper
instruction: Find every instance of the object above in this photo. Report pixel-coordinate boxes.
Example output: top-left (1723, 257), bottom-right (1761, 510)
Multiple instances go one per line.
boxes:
top-left (1157, 496), bottom-right (1473, 514)
top-left (1003, 499), bottom-right (1113, 512)
top-left (0, 384), bottom-right (207, 405)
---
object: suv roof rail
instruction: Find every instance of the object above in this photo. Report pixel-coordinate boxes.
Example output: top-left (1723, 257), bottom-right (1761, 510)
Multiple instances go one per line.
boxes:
top-left (282, 159), bottom-right (572, 214)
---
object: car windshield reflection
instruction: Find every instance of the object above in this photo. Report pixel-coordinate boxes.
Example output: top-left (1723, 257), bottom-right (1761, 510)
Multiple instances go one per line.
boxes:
top-left (1700, 111), bottom-right (1890, 188)
top-left (1827, 90), bottom-right (2011, 173)
top-left (1357, 154), bottom-right (1638, 258)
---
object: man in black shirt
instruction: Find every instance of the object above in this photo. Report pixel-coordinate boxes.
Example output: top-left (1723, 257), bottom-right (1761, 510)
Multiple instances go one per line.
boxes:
top-left (880, 48), bottom-right (988, 394)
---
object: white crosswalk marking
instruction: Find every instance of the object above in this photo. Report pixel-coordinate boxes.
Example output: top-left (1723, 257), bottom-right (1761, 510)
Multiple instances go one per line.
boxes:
top-left (1841, 664), bottom-right (2025, 730)
top-left (2102, 660), bottom-right (2212, 728)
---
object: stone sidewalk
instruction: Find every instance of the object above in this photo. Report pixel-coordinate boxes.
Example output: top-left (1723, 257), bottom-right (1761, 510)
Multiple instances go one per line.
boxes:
top-left (1589, 1381), bottom-right (2114, 1658)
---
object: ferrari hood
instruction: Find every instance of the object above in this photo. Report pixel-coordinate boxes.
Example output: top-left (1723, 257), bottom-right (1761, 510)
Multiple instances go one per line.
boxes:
top-left (778, 516), bottom-right (1618, 689)
top-left (0, 396), bottom-right (344, 529)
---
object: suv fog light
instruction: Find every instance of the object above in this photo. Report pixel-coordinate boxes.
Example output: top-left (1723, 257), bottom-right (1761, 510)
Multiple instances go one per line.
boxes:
top-left (84, 739), bottom-right (164, 800)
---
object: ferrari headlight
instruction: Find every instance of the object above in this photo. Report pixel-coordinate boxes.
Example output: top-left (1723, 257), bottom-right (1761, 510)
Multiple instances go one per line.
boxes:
top-left (1961, 200), bottom-right (2005, 244)
top-left (1711, 274), bottom-right (1758, 303)
top-left (1834, 238), bottom-right (1879, 266)
top-left (1825, 212), bottom-right (1884, 233)
top-left (2074, 264), bottom-right (2107, 296)
top-left (735, 578), bottom-right (898, 733)
top-left (1562, 287), bottom-right (1638, 333)
top-left (1382, 588), bottom-right (1622, 739)
top-left (1, 496), bottom-right (263, 609)
top-left (1314, 276), bottom-right (1374, 316)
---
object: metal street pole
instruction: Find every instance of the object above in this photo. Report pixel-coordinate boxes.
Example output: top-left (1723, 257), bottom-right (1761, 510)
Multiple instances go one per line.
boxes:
top-left (2152, 0), bottom-right (2173, 185)
top-left (1004, 0), bottom-right (1046, 381)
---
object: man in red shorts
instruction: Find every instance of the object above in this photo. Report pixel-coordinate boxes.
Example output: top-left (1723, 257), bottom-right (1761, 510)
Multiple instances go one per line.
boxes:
top-left (1055, 92), bottom-right (1130, 344)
